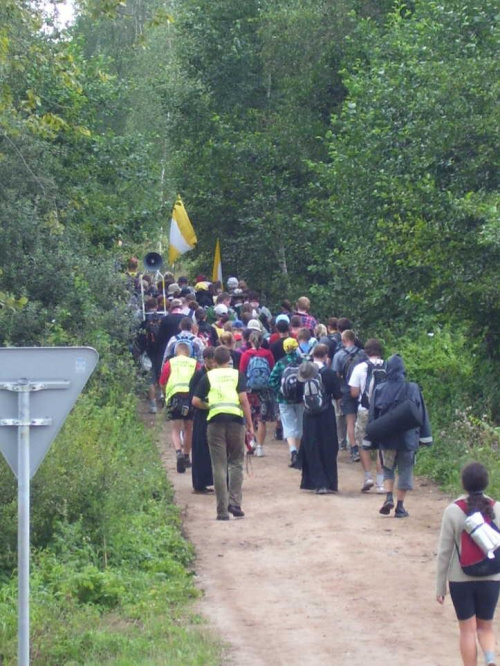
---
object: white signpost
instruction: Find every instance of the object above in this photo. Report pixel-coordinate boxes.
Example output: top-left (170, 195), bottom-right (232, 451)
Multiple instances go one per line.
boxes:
top-left (0, 347), bottom-right (99, 665)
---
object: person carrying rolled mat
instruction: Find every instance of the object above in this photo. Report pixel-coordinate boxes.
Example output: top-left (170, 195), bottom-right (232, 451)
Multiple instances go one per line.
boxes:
top-left (368, 353), bottom-right (432, 517)
top-left (436, 462), bottom-right (500, 666)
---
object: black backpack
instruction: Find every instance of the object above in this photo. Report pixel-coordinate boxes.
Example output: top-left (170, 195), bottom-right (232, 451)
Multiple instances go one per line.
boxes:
top-left (327, 332), bottom-right (342, 360)
top-left (145, 314), bottom-right (162, 353)
top-left (339, 347), bottom-right (367, 386)
top-left (281, 361), bottom-right (303, 403)
top-left (360, 361), bottom-right (387, 409)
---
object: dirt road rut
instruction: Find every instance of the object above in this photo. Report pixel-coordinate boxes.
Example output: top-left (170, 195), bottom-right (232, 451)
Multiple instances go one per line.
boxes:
top-left (156, 424), bottom-right (461, 665)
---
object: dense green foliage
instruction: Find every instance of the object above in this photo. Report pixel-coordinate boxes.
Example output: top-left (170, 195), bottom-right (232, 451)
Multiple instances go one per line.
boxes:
top-left (0, 2), bottom-right (220, 662)
top-left (0, 389), bottom-right (219, 664)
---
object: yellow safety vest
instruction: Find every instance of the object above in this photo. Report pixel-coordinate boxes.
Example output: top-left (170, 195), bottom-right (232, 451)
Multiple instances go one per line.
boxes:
top-left (164, 356), bottom-right (197, 403)
top-left (207, 368), bottom-right (243, 421)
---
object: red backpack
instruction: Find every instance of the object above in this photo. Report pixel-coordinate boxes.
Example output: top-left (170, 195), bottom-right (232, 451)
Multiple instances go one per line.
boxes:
top-left (455, 499), bottom-right (500, 576)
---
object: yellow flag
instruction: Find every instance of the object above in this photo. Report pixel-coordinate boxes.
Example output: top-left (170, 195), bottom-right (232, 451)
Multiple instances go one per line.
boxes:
top-left (169, 197), bottom-right (197, 264)
top-left (212, 239), bottom-right (222, 283)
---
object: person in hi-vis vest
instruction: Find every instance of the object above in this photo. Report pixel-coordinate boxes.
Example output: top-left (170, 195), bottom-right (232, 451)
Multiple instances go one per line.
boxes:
top-left (192, 346), bottom-right (254, 520)
top-left (160, 341), bottom-right (200, 474)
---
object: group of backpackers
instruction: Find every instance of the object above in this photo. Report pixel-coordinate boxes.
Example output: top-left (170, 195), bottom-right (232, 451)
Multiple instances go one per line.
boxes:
top-left (129, 270), bottom-right (432, 521)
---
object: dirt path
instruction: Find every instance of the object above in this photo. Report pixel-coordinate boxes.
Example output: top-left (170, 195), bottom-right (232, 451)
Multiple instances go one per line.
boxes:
top-left (152, 412), bottom-right (460, 665)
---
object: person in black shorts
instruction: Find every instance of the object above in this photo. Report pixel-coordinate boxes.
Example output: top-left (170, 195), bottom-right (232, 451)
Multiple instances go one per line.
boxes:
top-left (436, 462), bottom-right (500, 666)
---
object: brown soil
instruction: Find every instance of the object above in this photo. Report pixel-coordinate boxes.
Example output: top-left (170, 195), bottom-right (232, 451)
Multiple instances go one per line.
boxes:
top-left (152, 411), bottom-right (460, 665)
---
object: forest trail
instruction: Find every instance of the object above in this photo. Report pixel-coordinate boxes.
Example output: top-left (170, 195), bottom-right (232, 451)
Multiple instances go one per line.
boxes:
top-left (153, 413), bottom-right (460, 666)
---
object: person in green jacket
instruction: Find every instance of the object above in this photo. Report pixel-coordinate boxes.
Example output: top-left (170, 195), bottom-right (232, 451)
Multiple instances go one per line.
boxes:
top-left (269, 337), bottom-right (304, 469)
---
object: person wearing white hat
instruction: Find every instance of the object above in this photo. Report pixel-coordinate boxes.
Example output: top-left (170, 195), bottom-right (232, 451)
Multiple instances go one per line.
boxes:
top-left (210, 304), bottom-right (230, 346)
top-left (227, 277), bottom-right (239, 292)
top-left (247, 318), bottom-right (263, 333)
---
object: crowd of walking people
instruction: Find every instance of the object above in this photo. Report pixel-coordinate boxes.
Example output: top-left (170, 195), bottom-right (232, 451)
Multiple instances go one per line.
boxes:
top-left (131, 267), bottom-right (433, 519)
top-left (130, 263), bottom-right (500, 666)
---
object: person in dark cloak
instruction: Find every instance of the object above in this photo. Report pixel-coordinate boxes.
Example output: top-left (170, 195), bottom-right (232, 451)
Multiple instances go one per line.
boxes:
top-left (189, 347), bottom-right (216, 493)
top-left (299, 345), bottom-right (342, 494)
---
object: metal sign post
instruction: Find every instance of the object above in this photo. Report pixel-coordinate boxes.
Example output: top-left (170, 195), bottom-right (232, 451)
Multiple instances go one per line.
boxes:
top-left (0, 348), bottom-right (98, 665)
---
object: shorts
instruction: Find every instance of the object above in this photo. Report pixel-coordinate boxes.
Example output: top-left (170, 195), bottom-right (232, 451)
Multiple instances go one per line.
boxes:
top-left (341, 394), bottom-right (358, 416)
top-left (248, 389), bottom-right (277, 425)
top-left (166, 393), bottom-right (193, 421)
top-left (278, 403), bottom-right (304, 439)
top-left (449, 581), bottom-right (500, 621)
top-left (381, 449), bottom-right (415, 490)
top-left (355, 408), bottom-right (369, 448)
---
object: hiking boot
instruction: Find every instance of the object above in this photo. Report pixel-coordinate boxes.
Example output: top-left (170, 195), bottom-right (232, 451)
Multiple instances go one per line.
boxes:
top-left (351, 446), bottom-right (360, 462)
top-left (255, 445), bottom-right (264, 457)
top-left (176, 451), bottom-right (186, 474)
top-left (361, 478), bottom-right (375, 493)
top-left (395, 506), bottom-right (409, 518)
top-left (217, 515), bottom-right (230, 521)
top-left (274, 426), bottom-right (284, 441)
top-left (228, 504), bottom-right (245, 518)
top-left (316, 487), bottom-right (328, 495)
top-left (379, 498), bottom-right (395, 515)
top-left (289, 450), bottom-right (298, 468)
top-left (184, 454), bottom-right (192, 469)
top-left (148, 399), bottom-right (157, 414)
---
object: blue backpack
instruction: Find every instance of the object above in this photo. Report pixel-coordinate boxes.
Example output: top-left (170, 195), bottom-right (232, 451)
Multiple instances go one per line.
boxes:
top-left (173, 336), bottom-right (195, 358)
top-left (246, 355), bottom-right (271, 390)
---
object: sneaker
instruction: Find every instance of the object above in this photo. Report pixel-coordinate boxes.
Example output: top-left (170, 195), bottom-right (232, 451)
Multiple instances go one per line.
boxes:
top-left (316, 487), bottom-right (328, 495)
top-left (376, 485), bottom-right (386, 494)
top-left (176, 451), bottom-right (186, 474)
top-left (193, 487), bottom-right (214, 494)
top-left (228, 504), bottom-right (245, 517)
top-left (351, 446), bottom-right (360, 463)
top-left (289, 450), bottom-right (298, 468)
top-left (148, 400), bottom-right (157, 414)
top-left (217, 515), bottom-right (230, 521)
top-left (379, 498), bottom-right (395, 515)
top-left (255, 445), bottom-right (264, 457)
top-left (184, 454), bottom-right (192, 469)
top-left (395, 506), bottom-right (409, 518)
top-left (274, 427), bottom-right (284, 441)
top-left (361, 478), bottom-right (375, 493)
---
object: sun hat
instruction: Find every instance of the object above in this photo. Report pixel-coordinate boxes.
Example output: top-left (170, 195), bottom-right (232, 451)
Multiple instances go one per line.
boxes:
top-left (275, 314), bottom-right (290, 324)
top-left (283, 337), bottom-right (299, 353)
top-left (214, 304), bottom-right (229, 316)
top-left (168, 283), bottom-right (180, 295)
top-left (297, 361), bottom-right (319, 383)
top-left (247, 319), bottom-right (263, 332)
top-left (227, 277), bottom-right (239, 289)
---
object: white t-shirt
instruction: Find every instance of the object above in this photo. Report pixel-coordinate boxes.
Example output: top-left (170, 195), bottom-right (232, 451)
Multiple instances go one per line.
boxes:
top-left (348, 357), bottom-right (384, 411)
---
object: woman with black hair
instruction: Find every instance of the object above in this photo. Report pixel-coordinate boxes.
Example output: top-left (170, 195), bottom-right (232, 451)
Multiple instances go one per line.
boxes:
top-left (189, 347), bottom-right (216, 493)
top-left (436, 462), bottom-right (500, 666)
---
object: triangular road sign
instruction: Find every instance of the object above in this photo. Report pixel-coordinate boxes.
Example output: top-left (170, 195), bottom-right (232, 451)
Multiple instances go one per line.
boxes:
top-left (0, 347), bottom-right (98, 478)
